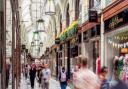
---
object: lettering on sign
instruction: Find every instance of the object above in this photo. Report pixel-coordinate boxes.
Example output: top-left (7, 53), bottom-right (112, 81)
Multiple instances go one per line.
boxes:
top-left (109, 16), bottom-right (123, 29)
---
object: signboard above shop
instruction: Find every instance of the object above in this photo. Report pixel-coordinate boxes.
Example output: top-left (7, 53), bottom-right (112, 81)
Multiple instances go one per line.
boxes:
top-left (89, 10), bottom-right (98, 22)
top-left (104, 8), bottom-right (128, 33)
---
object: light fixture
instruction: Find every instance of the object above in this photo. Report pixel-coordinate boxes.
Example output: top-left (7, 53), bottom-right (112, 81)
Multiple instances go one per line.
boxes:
top-left (40, 42), bottom-right (43, 47)
top-left (45, 0), bottom-right (56, 15)
top-left (8, 41), bottom-right (12, 46)
top-left (37, 19), bottom-right (45, 32)
top-left (31, 41), bottom-right (34, 46)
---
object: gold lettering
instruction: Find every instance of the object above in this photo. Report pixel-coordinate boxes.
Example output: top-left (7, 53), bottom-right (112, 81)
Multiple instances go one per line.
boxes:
top-left (109, 16), bottom-right (123, 29)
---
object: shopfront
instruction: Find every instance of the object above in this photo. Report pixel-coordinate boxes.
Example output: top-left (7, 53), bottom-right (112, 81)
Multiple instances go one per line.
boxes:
top-left (83, 24), bottom-right (100, 72)
top-left (57, 21), bottom-right (78, 79)
top-left (104, 8), bottom-right (128, 80)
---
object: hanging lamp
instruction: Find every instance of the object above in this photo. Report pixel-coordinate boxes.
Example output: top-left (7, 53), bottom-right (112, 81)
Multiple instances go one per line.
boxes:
top-left (31, 41), bottom-right (34, 46)
top-left (37, 19), bottom-right (46, 32)
top-left (45, 0), bottom-right (56, 15)
top-left (40, 42), bottom-right (43, 47)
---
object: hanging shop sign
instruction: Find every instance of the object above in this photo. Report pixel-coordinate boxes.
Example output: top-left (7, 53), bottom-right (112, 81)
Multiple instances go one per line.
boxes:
top-left (59, 21), bottom-right (78, 41)
top-left (89, 10), bottom-right (98, 22)
top-left (105, 8), bottom-right (128, 33)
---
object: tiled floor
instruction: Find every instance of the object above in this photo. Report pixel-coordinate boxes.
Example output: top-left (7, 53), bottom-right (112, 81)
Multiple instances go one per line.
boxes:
top-left (8, 75), bottom-right (71, 89)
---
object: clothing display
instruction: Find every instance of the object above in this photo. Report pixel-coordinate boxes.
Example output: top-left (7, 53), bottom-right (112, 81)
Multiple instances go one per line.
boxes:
top-left (112, 55), bottom-right (128, 84)
top-left (96, 57), bottom-right (100, 75)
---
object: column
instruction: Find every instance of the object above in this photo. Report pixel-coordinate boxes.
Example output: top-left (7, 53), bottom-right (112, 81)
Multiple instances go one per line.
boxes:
top-left (100, 0), bottom-right (105, 67)
top-left (0, 1), bottom-right (2, 88)
top-left (81, 31), bottom-right (86, 57)
top-left (67, 41), bottom-right (70, 79)
top-left (82, 0), bottom-right (88, 23)
top-left (0, 0), bottom-right (6, 89)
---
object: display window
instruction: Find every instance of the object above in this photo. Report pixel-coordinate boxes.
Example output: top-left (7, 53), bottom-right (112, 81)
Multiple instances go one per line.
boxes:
top-left (105, 26), bottom-right (128, 82)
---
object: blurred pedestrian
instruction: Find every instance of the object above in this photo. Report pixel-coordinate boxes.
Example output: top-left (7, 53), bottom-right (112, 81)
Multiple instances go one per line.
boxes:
top-left (29, 63), bottom-right (36, 89)
top-left (59, 67), bottom-right (68, 89)
top-left (73, 65), bottom-right (79, 89)
top-left (25, 64), bottom-right (28, 79)
top-left (99, 66), bottom-right (109, 89)
top-left (37, 65), bottom-right (43, 87)
top-left (110, 80), bottom-right (128, 89)
top-left (74, 57), bottom-right (100, 89)
top-left (42, 64), bottom-right (51, 89)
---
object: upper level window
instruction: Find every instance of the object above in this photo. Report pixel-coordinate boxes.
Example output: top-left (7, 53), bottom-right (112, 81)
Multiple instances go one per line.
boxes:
top-left (66, 4), bottom-right (70, 27)
top-left (89, 0), bottom-right (94, 9)
top-left (75, 0), bottom-right (80, 20)
top-left (60, 15), bottom-right (62, 33)
top-left (105, 0), bottom-right (117, 7)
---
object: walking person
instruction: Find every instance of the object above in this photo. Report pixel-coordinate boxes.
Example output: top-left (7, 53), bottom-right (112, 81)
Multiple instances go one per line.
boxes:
top-left (74, 57), bottom-right (100, 89)
top-left (73, 65), bottom-right (79, 89)
top-left (29, 63), bottom-right (36, 89)
top-left (99, 66), bottom-right (109, 89)
top-left (59, 67), bottom-right (68, 89)
top-left (41, 64), bottom-right (51, 89)
top-left (37, 65), bottom-right (43, 87)
top-left (25, 64), bottom-right (28, 79)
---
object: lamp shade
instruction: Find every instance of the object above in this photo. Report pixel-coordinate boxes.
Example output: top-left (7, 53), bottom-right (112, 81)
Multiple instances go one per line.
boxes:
top-left (45, 0), bottom-right (56, 15)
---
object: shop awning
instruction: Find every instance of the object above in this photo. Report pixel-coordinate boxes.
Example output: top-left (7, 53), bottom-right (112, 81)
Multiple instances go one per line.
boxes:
top-left (58, 21), bottom-right (78, 41)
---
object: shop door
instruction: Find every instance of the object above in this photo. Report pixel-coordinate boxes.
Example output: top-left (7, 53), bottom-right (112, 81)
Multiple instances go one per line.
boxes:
top-left (93, 41), bottom-right (99, 72)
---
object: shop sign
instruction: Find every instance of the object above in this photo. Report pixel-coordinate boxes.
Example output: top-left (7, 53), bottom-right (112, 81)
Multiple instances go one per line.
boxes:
top-left (89, 10), bottom-right (98, 22)
top-left (105, 8), bottom-right (128, 33)
top-left (109, 16), bottom-right (123, 29)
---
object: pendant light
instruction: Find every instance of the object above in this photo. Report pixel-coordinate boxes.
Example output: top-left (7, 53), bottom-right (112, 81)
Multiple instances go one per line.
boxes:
top-left (45, 0), bottom-right (56, 15)
top-left (37, 19), bottom-right (45, 32)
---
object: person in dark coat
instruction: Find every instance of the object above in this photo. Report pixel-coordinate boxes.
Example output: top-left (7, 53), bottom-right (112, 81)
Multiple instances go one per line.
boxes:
top-left (110, 80), bottom-right (128, 89)
top-left (29, 64), bottom-right (36, 89)
top-left (100, 66), bottom-right (109, 89)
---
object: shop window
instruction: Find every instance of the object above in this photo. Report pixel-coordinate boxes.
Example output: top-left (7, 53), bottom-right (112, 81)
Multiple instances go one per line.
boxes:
top-left (79, 2), bottom-right (82, 19)
top-left (60, 45), bottom-right (63, 50)
top-left (59, 52), bottom-right (62, 58)
top-left (78, 46), bottom-right (81, 55)
top-left (71, 45), bottom-right (78, 58)
top-left (89, 0), bottom-right (94, 9)
top-left (91, 25), bottom-right (100, 37)
top-left (83, 31), bottom-right (90, 42)
top-left (78, 33), bottom-right (81, 43)
top-left (89, 0), bottom-right (100, 9)
top-left (105, 0), bottom-right (117, 7)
